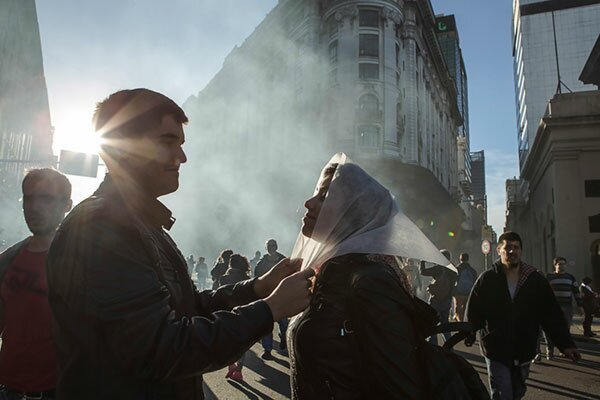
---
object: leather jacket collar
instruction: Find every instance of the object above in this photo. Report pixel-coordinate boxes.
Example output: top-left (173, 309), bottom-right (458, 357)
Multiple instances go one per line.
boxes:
top-left (93, 174), bottom-right (176, 230)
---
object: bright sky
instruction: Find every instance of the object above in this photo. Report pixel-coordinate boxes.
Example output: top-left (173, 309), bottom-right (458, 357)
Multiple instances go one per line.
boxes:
top-left (36, 0), bottom-right (518, 235)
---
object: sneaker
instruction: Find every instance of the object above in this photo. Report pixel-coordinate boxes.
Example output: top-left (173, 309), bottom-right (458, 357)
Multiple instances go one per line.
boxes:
top-left (226, 364), bottom-right (236, 379)
top-left (230, 369), bottom-right (244, 382)
top-left (533, 354), bottom-right (542, 364)
top-left (261, 351), bottom-right (273, 360)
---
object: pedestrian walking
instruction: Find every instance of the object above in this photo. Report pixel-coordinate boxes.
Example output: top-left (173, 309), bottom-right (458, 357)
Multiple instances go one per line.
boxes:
top-left (420, 250), bottom-right (457, 344)
top-left (255, 239), bottom-right (287, 359)
top-left (194, 256), bottom-right (209, 290)
top-left (210, 249), bottom-right (233, 289)
top-left (465, 231), bottom-right (580, 400)
top-left (250, 251), bottom-right (261, 271)
top-left (453, 253), bottom-right (478, 322)
top-left (219, 254), bottom-right (253, 382)
top-left (544, 256), bottom-right (584, 359)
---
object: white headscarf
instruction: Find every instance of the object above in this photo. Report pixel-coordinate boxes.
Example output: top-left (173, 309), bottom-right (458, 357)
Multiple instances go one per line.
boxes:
top-left (291, 153), bottom-right (456, 273)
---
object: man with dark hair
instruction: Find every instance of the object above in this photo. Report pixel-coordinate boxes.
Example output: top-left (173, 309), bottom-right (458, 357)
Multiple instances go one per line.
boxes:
top-left (255, 239), bottom-right (287, 359)
top-left (544, 256), bottom-right (583, 359)
top-left (466, 231), bottom-right (580, 400)
top-left (453, 252), bottom-right (477, 322)
top-left (0, 168), bottom-right (72, 400)
top-left (46, 88), bottom-right (314, 400)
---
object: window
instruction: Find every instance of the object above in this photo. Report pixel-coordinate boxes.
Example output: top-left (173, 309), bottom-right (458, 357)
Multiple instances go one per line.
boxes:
top-left (359, 34), bottom-right (379, 57)
top-left (329, 68), bottom-right (337, 84)
top-left (585, 180), bottom-right (600, 197)
top-left (358, 126), bottom-right (379, 147)
top-left (359, 63), bottom-right (379, 80)
top-left (395, 44), bottom-right (400, 68)
top-left (590, 214), bottom-right (600, 233)
top-left (396, 72), bottom-right (400, 88)
top-left (359, 94), bottom-right (379, 113)
top-left (327, 15), bottom-right (338, 37)
top-left (359, 10), bottom-right (379, 27)
top-left (329, 41), bottom-right (338, 63)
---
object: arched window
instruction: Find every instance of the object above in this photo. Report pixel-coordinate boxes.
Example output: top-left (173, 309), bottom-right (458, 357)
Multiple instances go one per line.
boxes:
top-left (359, 94), bottom-right (378, 113)
top-left (358, 125), bottom-right (379, 147)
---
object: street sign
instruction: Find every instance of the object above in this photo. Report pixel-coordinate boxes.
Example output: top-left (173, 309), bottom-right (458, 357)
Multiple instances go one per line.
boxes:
top-left (58, 150), bottom-right (99, 177)
top-left (481, 239), bottom-right (491, 255)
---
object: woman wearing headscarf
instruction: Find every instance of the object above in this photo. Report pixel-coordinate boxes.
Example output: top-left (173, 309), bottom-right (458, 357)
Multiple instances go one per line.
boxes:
top-left (287, 153), bottom-right (457, 399)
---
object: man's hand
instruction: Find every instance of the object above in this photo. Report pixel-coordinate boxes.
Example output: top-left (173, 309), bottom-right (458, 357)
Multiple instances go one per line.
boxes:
top-left (253, 258), bottom-right (302, 298)
top-left (563, 348), bottom-right (581, 363)
top-left (264, 268), bottom-right (315, 321)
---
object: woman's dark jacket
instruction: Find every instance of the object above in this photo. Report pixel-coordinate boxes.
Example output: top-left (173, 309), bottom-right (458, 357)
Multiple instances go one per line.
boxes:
top-left (466, 261), bottom-right (575, 365)
top-left (219, 269), bottom-right (251, 287)
top-left (46, 176), bottom-right (273, 400)
top-left (289, 254), bottom-right (424, 400)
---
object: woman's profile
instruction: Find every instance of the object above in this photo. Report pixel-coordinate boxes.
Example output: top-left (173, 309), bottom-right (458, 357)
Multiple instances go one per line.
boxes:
top-left (287, 153), bottom-right (457, 399)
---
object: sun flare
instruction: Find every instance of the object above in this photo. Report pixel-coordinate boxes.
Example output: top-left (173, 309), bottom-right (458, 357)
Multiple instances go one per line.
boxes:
top-left (52, 109), bottom-right (101, 155)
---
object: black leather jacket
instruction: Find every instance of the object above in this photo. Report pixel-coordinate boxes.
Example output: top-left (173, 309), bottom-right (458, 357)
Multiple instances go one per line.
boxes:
top-left (46, 176), bottom-right (273, 400)
top-left (289, 254), bottom-right (424, 399)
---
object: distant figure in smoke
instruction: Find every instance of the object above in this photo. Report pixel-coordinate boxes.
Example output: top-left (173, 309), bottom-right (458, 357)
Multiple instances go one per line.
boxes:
top-left (255, 239), bottom-right (287, 359)
top-left (250, 250), bottom-right (261, 271)
top-left (194, 256), bottom-right (209, 290)
top-left (219, 254), bottom-right (253, 382)
top-left (211, 249), bottom-right (233, 289)
top-left (420, 249), bottom-right (457, 345)
top-left (186, 254), bottom-right (195, 276)
top-left (288, 153), bottom-right (464, 399)
top-left (46, 88), bottom-right (314, 400)
top-left (0, 168), bottom-right (72, 400)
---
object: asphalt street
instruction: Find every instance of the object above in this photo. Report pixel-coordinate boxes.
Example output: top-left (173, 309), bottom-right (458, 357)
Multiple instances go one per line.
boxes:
top-left (203, 317), bottom-right (600, 399)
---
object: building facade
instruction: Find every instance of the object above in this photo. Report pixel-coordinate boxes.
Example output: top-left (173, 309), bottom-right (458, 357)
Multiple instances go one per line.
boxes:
top-left (0, 0), bottom-right (54, 247)
top-left (512, 0), bottom-right (600, 169)
top-left (506, 91), bottom-right (600, 282)
top-left (470, 150), bottom-right (486, 214)
top-left (179, 0), bottom-right (483, 262)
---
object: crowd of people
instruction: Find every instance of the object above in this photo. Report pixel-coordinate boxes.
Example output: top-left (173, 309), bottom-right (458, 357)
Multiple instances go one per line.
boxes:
top-left (0, 88), bottom-right (598, 400)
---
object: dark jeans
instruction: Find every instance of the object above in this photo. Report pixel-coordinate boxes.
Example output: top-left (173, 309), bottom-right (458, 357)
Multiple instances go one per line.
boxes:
top-left (485, 358), bottom-right (530, 400)
top-left (428, 298), bottom-right (452, 346)
top-left (583, 306), bottom-right (594, 334)
top-left (261, 317), bottom-right (289, 352)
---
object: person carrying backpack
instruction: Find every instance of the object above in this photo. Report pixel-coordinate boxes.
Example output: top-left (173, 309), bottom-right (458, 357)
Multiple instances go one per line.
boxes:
top-left (287, 154), bottom-right (488, 399)
top-left (454, 253), bottom-right (478, 322)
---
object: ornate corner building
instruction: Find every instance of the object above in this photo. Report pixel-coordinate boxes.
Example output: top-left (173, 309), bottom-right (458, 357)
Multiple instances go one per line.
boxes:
top-left (181, 0), bottom-right (485, 262)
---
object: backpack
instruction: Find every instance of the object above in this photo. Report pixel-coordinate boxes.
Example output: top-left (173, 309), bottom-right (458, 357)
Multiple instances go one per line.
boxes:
top-left (409, 296), bottom-right (490, 400)
top-left (345, 262), bottom-right (489, 400)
